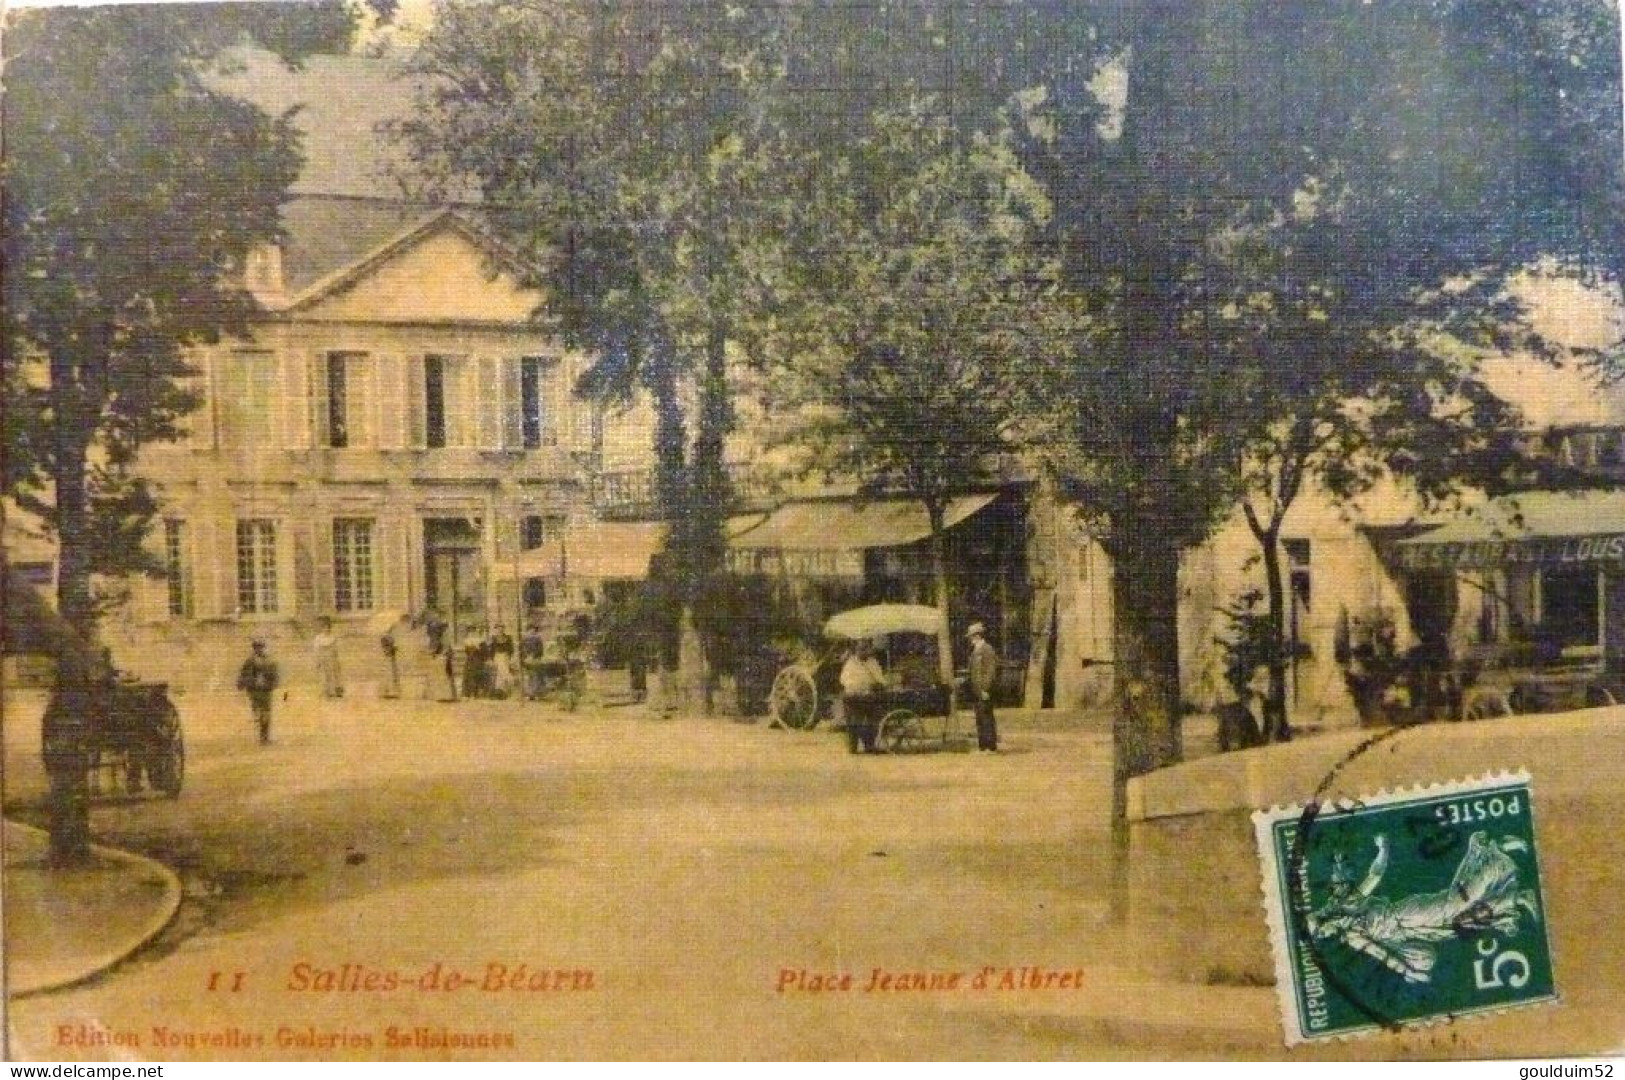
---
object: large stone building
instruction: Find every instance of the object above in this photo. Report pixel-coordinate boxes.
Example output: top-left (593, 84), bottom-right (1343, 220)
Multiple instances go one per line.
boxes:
top-left (92, 48), bottom-right (1055, 699)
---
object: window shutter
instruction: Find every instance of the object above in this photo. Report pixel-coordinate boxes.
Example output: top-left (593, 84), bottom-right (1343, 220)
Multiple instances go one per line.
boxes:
top-left (282, 353), bottom-right (311, 450)
top-left (180, 523), bottom-right (197, 617)
top-left (375, 356), bottom-right (403, 450)
top-left (186, 353), bottom-right (215, 449)
top-left (310, 518), bottom-right (335, 615)
top-left (308, 354), bottom-right (331, 450)
top-left (501, 358), bottom-right (523, 449)
top-left (478, 357), bottom-right (502, 449)
top-left (407, 355), bottom-right (427, 449)
top-left (354, 354), bottom-right (376, 449)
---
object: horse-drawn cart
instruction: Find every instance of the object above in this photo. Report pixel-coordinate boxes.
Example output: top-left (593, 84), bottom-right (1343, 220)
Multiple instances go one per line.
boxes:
top-left (42, 678), bottom-right (185, 799)
top-left (767, 603), bottom-right (967, 752)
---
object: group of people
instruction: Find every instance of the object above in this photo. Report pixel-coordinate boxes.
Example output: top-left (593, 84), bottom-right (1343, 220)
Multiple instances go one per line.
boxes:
top-left (422, 614), bottom-right (577, 704)
top-left (453, 625), bottom-right (519, 699)
top-left (839, 622), bottom-right (1001, 754)
top-left (236, 612), bottom-right (586, 741)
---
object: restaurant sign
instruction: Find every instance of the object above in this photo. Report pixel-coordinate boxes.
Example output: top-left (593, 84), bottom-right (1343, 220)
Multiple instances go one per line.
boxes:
top-left (725, 547), bottom-right (865, 579)
top-left (1397, 533), bottom-right (1625, 571)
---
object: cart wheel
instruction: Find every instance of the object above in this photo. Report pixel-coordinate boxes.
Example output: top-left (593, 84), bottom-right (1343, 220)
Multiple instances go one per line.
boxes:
top-left (769, 667), bottom-right (819, 730)
top-left (877, 709), bottom-right (924, 754)
top-left (151, 706), bottom-right (184, 798)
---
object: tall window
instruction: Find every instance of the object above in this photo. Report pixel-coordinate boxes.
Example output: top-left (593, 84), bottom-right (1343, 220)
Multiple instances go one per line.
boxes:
top-left (320, 349), bottom-right (368, 444)
top-left (425, 356), bottom-right (449, 449)
top-left (332, 518), bottom-right (376, 613)
top-left (520, 357), bottom-right (547, 449)
top-left (217, 351), bottom-right (277, 448)
top-left (1284, 538), bottom-right (1312, 613)
top-left (235, 519), bottom-right (279, 615)
top-left (520, 515), bottom-right (547, 551)
top-left (163, 519), bottom-right (191, 617)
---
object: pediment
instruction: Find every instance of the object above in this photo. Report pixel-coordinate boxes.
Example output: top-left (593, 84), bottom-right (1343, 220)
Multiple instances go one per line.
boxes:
top-left (288, 215), bottom-right (541, 324)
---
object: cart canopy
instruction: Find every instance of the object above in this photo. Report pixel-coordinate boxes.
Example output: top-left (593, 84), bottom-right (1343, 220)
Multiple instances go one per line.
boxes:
top-left (823, 604), bottom-right (943, 641)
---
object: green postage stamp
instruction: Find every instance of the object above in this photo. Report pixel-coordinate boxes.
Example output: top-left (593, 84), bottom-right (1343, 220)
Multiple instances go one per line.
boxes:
top-left (1253, 771), bottom-right (1556, 1045)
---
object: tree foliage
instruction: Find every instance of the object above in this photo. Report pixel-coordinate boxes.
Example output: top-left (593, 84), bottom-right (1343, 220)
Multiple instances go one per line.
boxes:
top-left (1, 1), bottom-right (365, 866)
top-left (755, 101), bottom-right (1077, 685)
top-left (400, 1), bottom-right (795, 697)
top-left (2, 3), bottom-right (361, 631)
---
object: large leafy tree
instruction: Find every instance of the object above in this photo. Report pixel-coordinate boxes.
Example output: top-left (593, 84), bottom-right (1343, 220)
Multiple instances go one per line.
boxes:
top-left (757, 102), bottom-right (1078, 698)
top-left (400, 0), bottom-right (789, 706)
top-left (1, 1), bottom-right (363, 863)
top-left (3, 2), bottom-right (361, 632)
top-left (1214, 258), bottom-right (1541, 743)
top-left (1017, 0), bottom-right (1622, 903)
top-left (755, 0), bottom-right (1618, 892)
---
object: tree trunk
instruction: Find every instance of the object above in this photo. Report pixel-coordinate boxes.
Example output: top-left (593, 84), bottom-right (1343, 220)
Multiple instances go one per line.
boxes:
top-left (1106, 531), bottom-right (1184, 920)
top-left (54, 438), bottom-right (97, 638)
top-left (648, 349), bottom-right (688, 712)
top-left (687, 323), bottom-right (734, 715)
top-left (47, 395), bottom-right (95, 865)
top-left (926, 500), bottom-right (958, 719)
top-left (1258, 526), bottom-right (1292, 743)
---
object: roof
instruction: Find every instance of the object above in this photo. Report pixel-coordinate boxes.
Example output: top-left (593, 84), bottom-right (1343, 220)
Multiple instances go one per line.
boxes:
top-left (278, 197), bottom-right (437, 296)
top-left (726, 494), bottom-right (998, 551)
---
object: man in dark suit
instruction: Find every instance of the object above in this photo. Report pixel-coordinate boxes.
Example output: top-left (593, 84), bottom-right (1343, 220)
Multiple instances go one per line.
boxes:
top-left (967, 623), bottom-right (999, 753)
top-left (237, 638), bottom-right (280, 745)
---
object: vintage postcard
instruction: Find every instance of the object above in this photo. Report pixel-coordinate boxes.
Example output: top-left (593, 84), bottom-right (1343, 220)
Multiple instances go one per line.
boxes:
top-left (4, 0), bottom-right (1624, 1062)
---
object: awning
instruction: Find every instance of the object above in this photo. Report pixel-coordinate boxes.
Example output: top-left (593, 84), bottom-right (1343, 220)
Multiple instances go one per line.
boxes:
top-left (726, 493), bottom-right (998, 552)
top-left (1395, 490), bottom-right (1625, 570)
top-left (492, 521), bottom-right (667, 582)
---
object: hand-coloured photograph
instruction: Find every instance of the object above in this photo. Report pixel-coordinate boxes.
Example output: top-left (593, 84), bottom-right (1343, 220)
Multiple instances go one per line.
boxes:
top-left (3, 0), bottom-right (1623, 1062)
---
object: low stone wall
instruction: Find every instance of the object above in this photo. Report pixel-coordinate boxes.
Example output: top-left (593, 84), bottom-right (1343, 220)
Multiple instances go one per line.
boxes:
top-left (1126, 711), bottom-right (1625, 1006)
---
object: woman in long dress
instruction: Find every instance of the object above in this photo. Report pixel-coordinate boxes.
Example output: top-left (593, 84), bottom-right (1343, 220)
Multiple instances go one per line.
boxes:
top-left (313, 617), bottom-right (343, 699)
top-left (1309, 831), bottom-right (1540, 984)
top-left (489, 627), bottom-right (515, 699)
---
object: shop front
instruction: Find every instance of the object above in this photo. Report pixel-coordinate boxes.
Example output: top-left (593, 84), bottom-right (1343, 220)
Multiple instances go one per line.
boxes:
top-left (1392, 490), bottom-right (1625, 714)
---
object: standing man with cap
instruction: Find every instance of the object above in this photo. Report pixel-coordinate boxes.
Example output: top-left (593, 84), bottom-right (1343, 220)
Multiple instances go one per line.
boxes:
top-left (237, 638), bottom-right (280, 745)
top-left (967, 623), bottom-right (1000, 752)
